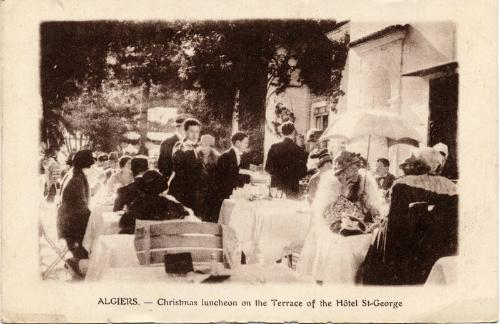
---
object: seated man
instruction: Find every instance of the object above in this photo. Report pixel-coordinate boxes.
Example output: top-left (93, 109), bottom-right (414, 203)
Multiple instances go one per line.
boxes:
top-left (119, 170), bottom-right (190, 234)
top-left (374, 158), bottom-right (395, 191)
top-left (113, 155), bottom-right (149, 212)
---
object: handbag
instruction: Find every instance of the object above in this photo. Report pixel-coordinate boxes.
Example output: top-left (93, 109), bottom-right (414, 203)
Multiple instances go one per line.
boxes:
top-left (323, 195), bottom-right (367, 236)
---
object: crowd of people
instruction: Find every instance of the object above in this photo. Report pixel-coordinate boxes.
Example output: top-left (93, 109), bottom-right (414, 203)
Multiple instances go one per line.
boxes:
top-left (40, 115), bottom-right (457, 284)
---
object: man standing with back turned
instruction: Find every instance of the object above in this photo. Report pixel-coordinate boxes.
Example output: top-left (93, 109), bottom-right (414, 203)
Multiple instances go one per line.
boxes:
top-left (265, 122), bottom-right (308, 199)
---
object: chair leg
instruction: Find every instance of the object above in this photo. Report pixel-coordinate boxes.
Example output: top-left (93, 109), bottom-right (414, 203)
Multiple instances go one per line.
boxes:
top-left (42, 248), bottom-right (69, 279)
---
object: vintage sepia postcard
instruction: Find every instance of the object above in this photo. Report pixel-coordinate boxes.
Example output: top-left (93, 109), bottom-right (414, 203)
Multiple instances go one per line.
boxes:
top-left (1, 0), bottom-right (498, 322)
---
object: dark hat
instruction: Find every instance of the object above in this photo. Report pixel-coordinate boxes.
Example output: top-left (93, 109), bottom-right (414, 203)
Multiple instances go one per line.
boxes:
top-left (72, 150), bottom-right (94, 169)
top-left (306, 128), bottom-right (323, 142)
top-left (97, 153), bottom-right (109, 162)
top-left (333, 151), bottom-right (362, 175)
top-left (138, 170), bottom-right (168, 195)
top-left (280, 122), bottom-right (295, 136)
top-left (317, 149), bottom-right (333, 169)
top-left (399, 154), bottom-right (431, 176)
top-left (175, 115), bottom-right (188, 126)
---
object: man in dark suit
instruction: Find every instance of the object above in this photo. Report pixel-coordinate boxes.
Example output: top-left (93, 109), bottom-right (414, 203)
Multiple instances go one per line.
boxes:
top-left (265, 122), bottom-right (308, 199)
top-left (214, 132), bottom-right (251, 219)
top-left (157, 116), bottom-right (186, 181)
top-left (113, 156), bottom-right (149, 212)
top-left (169, 118), bottom-right (203, 213)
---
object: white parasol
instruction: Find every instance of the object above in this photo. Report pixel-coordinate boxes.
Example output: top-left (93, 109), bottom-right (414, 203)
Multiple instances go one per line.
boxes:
top-left (320, 109), bottom-right (422, 147)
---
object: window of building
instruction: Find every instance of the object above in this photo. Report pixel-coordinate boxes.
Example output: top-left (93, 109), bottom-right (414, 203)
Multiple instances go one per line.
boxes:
top-left (315, 114), bottom-right (329, 130)
top-left (313, 104), bottom-right (329, 130)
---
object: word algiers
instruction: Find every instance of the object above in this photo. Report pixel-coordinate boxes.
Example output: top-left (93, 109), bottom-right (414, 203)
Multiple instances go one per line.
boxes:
top-left (97, 297), bottom-right (139, 305)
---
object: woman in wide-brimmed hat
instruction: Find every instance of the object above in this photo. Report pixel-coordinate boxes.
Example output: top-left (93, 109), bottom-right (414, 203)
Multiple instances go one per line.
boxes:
top-left (56, 149), bottom-right (95, 278)
top-left (311, 150), bottom-right (386, 224)
top-left (306, 149), bottom-right (332, 204)
top-left (119, 170), bottom-right (191, 234)
top-left (297, 151), bottom-right (387, 279)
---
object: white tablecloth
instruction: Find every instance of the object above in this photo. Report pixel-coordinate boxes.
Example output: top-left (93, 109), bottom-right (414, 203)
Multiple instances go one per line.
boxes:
top-left (82, 203), bottom-right (121, 252)
top-left (101, 263), bottom-right (311, 284)
top-left (218, 199), bottom-right (312, 264)
top-left (296, 225), bottom-right (372, 284)
top-left (85, 234), bottom-right (139, 281)
top-left (425, 256), bottom-right (457, 285)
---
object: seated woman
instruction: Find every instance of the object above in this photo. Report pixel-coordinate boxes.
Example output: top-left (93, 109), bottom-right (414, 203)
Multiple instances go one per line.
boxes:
top-left (361, 147), bottom-right (458, 285)
top-left (119, 170), bottom-right (191, 234)
top-left (107, 155), bottom-right (133, 195)
top-left (311, 151), bottom-right (386, 226)
top-left (306, 149), bottom-right (332, 204)
top-left (296, 151), bottom-right (386, 280)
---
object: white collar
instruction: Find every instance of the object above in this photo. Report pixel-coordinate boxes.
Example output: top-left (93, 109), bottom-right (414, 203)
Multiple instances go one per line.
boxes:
top-left (184, 139), bottom-right (198, 146)
top-left (232, 146), bottom-right (243, 157)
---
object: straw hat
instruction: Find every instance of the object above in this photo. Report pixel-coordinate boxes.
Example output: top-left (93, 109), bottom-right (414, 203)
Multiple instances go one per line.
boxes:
top-left (200, 134), bottom-right (215, 147)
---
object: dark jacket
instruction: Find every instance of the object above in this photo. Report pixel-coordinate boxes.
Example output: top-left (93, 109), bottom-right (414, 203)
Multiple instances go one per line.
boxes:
top-left (376, 173), bottom-right (396, 191)
top-left (157, 133), bottom-right (181, 179)
top-left (168, 140), bottom-right (203, 212)
top-left (215, 148), bottom-right (250, 202)
top-left (119, 195), bottom-right (189, 234)
top-left (56, 168), bottom-right (90, 241)
top-left (265, 137), bottom-right (308, 198)
top-left (361, 175), bottom-right (458, 285)
top-left (113, 177), bottom-right (141, 212)
top-left (198, 149), bottom-right (220, 222)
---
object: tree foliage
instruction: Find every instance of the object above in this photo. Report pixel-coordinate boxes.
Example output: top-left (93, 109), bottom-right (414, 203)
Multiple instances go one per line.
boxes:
top-left (41, 20), bottom-right (349, 157)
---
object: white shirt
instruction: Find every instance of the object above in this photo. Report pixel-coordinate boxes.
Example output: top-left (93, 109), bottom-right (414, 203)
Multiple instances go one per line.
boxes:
top-left (232, 146), bottom-right (243, 166)
top-left (184, 139), bottom-right (199, 158)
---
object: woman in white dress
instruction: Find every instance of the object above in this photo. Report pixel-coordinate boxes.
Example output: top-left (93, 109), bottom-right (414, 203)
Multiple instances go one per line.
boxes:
top-left (297, 151), bottom-right (387, 283)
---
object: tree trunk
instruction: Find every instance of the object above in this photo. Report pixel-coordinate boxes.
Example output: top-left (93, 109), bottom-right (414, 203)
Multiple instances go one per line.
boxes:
top-left (231, 89), bottom-right (240, 134)
top-left (138, 84), bottom-right (150, 155)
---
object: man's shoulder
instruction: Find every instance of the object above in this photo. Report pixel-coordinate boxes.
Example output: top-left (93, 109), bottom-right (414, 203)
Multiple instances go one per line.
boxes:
top-left (222, 147), bottom-right (235, 155)
top-left (163, 133), bottom-right (177, 143)
top-left (117, 181), bottom-right (137, 194)
top-left (269, 141), bottom-right (285, 151)
top-left (172, 140), bottom-right (184, 153)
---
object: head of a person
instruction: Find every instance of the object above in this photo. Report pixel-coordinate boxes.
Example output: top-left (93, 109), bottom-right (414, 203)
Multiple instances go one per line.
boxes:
top-left (280, 122), bottom-right (296, 139)
top-left (130, 155), bottom-right (149, 177)
top-left (399, 153), bottom-right (431, 176)
top-left (118, 155), bottom-right (132, 174)
top-left (432, 142), bottom-right (449, 169)
top-left (137, 170), bottom-right (168, 196)
top-left (333, 151), bottom-right (362, 184)
top-left (183, 118), bottom-right (201, 143)
top-left (175, 116), bottom-right (187, 136)
top-left (97, 153), bottom-right (109, 168)
top-left (317, 149), bottom-right (333, 172)
top-left (231, 131), bottom-right (249, 152)
top-left (417, 147), bottom-right (445, 175)
top-left (306, 128), bottom-right (323, 148)
top-left (72, 149), bottom-right (95, 169)
top-left (200, 134), bottom-right (216, 155)
top-left (375, 158), bottom-right (390, 176)
top-left (108, 151), bottom-right (119, 169)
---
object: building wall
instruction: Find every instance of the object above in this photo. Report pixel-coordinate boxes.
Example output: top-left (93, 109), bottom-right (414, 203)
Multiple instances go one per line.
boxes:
top-left (263, 84), bottom-right (311, 162)
top-left (341, 22), bottom-right (455, 174)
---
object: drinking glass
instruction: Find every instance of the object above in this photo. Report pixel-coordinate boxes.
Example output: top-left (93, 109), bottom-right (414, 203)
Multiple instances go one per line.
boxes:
top-left (269, 187), bottom-right (277, 198)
